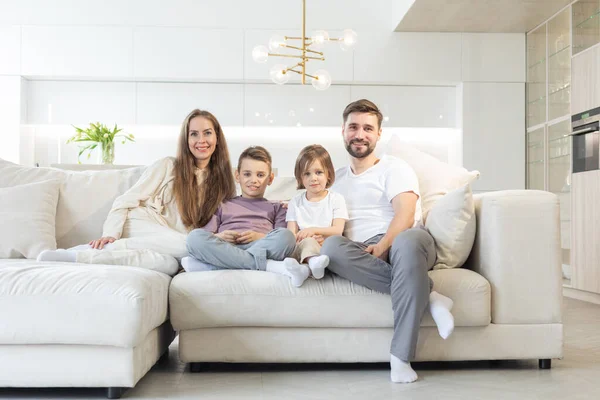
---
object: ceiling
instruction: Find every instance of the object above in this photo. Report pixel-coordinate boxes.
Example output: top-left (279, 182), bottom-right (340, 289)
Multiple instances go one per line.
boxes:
top-left (394, 0), bottom-right (575, 33)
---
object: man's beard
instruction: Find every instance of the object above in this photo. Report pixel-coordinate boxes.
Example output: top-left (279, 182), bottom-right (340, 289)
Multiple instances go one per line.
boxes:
top-left (345, 139), bottom-right (375, 159)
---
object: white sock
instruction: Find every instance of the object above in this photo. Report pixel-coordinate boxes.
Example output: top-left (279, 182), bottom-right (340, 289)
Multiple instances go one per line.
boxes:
top-left (266, 258), bottom-right (310, 287)
top-left (307, 255), bottom-right (329, 279)
top-left (429, 291), bottom-right (455, 339)
top-left (390, 354), bottom-right (418, 383)
top-left (181, 256), bottom-right (219, 272)
top-left (37, 249), bottom-right (77, 263)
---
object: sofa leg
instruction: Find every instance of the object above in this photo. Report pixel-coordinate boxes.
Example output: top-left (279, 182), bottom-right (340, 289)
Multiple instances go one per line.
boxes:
top-left (539, 359), bottom-right (551, 369)
top-left (106, 387), bottom-right (125, 399)
top-left (190, 362), bottom-right (204, 373)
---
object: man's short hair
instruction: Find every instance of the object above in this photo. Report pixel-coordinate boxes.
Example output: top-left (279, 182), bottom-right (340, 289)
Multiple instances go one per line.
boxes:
top-left (342, 99), bottom-right (383, 129)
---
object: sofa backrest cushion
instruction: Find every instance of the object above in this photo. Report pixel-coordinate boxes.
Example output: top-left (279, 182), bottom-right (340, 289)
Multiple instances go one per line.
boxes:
top-left (0, 159), bottom-right (144, 249)
top-left (0, 179), bottom-right (61, 258)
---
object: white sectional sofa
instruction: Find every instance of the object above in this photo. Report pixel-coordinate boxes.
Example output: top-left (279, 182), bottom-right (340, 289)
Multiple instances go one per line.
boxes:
top-left (0, 160), bottom-right (176, 399)
top-left (0, 133), bottom-right (563, 398)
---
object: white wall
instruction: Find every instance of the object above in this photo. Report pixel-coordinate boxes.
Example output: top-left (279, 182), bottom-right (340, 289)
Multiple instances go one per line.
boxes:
top-left (0, 1), bottom-right (526, 191)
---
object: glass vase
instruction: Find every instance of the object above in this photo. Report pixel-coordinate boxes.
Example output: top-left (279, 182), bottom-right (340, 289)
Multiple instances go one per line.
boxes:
top-left (101, 141), bottom-right (115, 165)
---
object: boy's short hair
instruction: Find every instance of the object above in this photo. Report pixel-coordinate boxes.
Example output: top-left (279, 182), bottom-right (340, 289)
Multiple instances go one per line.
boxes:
top-left (342, 99), bottom-right (383, 129)
top-left (237, 146), bottom-right (272, 172)
top-left (294, 144), bottom-right (335, 189)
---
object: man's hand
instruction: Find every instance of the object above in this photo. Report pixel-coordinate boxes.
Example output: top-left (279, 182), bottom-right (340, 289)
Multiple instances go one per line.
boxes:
top-left (216, 230), bottom-right (240, 243)
top-left (296, 228), bottom-right (319, 242)
top-left (236, 230), bottom-right (265, 244)
top-left (89, 236), bottom-right (116, 250)
top-left (365, 242), bottom-right (389, 259)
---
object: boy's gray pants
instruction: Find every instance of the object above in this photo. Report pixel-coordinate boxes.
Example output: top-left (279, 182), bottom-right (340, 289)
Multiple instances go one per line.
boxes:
top-left (186, 227), bottom-right (296, 271)
top-left (321, 227), bottom-right (436, 362)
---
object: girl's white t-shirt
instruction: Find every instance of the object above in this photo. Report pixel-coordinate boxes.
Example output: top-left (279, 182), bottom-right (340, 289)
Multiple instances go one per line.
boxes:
top-left (285, 190), bottom-right (348, 230)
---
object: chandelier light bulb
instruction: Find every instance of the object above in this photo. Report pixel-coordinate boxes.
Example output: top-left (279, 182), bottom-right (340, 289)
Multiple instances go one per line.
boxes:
top-left (269, 34), bottom-right (286, 51)
top-left (340, 29), bottom-right (358, 51)
top-left (270, 64), bottom-right (290, 85)
top-left (311, 30), bottom-right (330, 49)
top-left (311, 69), bottom-right (332, 90)
top-left (252, 45), bottom-right (269, 63)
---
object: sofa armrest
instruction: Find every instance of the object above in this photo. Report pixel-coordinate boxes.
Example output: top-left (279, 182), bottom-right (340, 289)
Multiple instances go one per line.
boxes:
top-left (465, 190), bottom-right (562, 325)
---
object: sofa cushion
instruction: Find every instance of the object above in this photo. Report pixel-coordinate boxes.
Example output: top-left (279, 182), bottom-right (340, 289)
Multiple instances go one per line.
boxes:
top-left (426, 184), bottom-right (477, 269)
top-left (169, 268), bottom-right (490, 331)
top-left (0, 259), bottom-right (170, 347)
top-left (383, 136), bottom-right (479, 220)
top-left (0, 159), bottom-right (144, 249)
top-left (0, 180), bottom-right (60, 259)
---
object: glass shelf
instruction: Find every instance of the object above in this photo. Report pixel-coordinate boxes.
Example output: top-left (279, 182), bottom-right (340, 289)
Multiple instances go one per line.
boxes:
top-left (549, 46), bottom-right (571, 58)
top-left (575, 9), bottom-right (600, 29)
top-left (573, 0), bottom-right (600, 55)
top-left (528, 96), bottom-right (546, 105)
top-left (528, 59), bottom-right (546, 69)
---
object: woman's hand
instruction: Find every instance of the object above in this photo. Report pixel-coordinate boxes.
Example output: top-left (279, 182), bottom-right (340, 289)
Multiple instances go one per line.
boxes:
top-left (89, 236), bottom-right (116, 250)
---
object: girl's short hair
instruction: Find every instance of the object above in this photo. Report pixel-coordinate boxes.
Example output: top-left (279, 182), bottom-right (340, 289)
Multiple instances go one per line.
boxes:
top-left (294, 145), bottom-right (335, 189)
top-left (237, 146), bottom-right (272, 172)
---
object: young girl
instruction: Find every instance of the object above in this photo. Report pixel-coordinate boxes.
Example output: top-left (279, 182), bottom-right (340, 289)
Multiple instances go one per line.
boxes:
top-left (184, 146), bottom-right (312, 287)
top-left (37, 109), bottom-right (236, 275)
top-left (286, 144), bottom-right (348, 279)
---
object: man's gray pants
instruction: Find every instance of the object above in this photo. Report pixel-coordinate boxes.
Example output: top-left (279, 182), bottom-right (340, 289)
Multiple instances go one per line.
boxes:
top-left (186, 228), bottom-right (296, 271)
top-left (321, 227), bottom-right (436, 362)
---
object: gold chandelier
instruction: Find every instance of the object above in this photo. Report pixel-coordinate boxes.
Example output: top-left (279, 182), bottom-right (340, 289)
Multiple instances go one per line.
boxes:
top-left (251, 0), bottom-right (357, 90)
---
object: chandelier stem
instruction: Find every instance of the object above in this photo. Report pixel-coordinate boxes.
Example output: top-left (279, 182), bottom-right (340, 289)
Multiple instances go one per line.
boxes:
top-left (301, 0), bottom-right (306, 85)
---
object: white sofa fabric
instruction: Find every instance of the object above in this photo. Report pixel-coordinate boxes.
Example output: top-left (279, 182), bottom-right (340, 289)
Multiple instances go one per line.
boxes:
top-left (0, 160), bottom-right (174, 397)
top-left (0, 259), bottom-right (170, 347)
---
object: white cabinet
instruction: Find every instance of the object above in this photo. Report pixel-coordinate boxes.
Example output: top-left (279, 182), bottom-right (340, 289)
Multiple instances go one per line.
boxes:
top-left (572, 45), bottom-right (600, 114)
top-left (526, 6), bottom-right (572, 277)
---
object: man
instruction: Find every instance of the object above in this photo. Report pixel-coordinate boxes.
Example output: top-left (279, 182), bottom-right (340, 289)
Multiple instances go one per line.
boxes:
top-left (321, 99), bottom-right (454, 383)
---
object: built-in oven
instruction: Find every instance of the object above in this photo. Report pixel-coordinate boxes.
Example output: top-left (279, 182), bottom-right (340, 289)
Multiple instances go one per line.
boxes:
top-left (572, 107), bottom-right (600, 174)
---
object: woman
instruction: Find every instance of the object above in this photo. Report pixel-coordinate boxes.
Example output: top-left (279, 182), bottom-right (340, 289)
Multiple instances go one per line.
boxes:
top-left (37, 109), bottom-right (236, 275)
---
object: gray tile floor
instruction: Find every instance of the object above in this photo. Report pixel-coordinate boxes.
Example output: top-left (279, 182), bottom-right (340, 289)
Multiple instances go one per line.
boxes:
top-left (2, 298), bottom-right (599, 399)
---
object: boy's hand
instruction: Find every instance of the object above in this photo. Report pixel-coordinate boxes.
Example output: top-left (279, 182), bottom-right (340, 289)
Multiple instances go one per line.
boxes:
top-left (236, 230), bottom-right (265, 244)
top-left (296, 228), bottom-right (318, 242)
top-left (216, 230), bottom-right (240, 243)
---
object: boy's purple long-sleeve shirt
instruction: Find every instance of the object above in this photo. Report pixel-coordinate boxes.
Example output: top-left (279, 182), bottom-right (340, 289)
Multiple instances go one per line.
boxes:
top-left (201, 196), bottom-right (287, 234)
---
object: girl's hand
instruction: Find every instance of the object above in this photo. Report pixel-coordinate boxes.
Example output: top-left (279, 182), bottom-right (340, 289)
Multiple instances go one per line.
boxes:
top-left (236, 230), bottom-right (265, 244)
top-left (296, 228), bottom-right (318, 242)
top-left (312, 234), bottom-right (325, 246)
top-left (216, 230), bottom-right (240, 243)
top-left (89, 236), bottom-right (116, 250)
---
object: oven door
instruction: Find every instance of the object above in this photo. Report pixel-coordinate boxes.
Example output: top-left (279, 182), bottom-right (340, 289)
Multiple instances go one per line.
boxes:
top-left (572, 121), bottom-right (600, 173)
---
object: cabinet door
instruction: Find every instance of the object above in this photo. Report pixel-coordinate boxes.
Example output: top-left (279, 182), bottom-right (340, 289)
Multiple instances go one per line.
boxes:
top-left (527, 127), bottom-right (546, 190)
top-left (572, 0), bottom-right (600, 55)
top-left (572, 45), bottom-right (600, 114)
top-left (527, 25), bottom-right (546, 127)
top-left (548, 7), bottom-right (571, 121)
top-left (572, 169), bottom-right (600, 294)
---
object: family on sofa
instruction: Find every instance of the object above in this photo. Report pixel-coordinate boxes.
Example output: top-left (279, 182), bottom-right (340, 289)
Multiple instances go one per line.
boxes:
top-left (36, 99), bottom-right (456, 384)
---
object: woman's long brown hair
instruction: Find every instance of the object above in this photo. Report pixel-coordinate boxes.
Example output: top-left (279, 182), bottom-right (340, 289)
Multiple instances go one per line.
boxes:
top-left (173, 109), bottom-right (236, 229)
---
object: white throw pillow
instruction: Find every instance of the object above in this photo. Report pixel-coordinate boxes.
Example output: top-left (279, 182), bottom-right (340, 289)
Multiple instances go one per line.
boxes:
top-left (0, 180), bottom-right (60, 259)
top-left (426, 184), bottom-right (476, 269)
top-left (384, 135), bottom-right (480, 220)
top-left (0, 159), bottom-right (145, 248)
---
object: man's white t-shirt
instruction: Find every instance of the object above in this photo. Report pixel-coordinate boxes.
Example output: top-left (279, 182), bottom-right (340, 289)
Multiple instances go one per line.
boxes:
top-left (285, 190), bottom-right (349, 230)
top-left (332, 155), bottom-right (421, 243)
